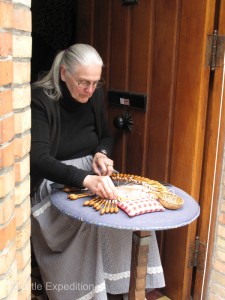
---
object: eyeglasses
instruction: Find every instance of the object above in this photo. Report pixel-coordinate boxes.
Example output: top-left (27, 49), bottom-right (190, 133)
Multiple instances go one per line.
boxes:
top-left (67, 70), bottom-right (105, 89)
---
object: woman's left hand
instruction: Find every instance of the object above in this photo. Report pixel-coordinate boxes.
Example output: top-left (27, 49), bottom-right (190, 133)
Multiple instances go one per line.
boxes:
top-left (92, 152), bottom-right (114, 176)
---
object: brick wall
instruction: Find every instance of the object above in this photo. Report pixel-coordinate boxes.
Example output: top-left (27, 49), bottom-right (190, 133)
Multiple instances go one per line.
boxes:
top-left (208, 144), bottom-right (225, 300)
top-left (0, 0), bottom-right (31, 299)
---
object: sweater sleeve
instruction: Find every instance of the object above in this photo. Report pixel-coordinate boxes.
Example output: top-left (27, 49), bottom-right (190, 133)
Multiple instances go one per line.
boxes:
top-left (91, 88), bottom-right (114, 156)
top-left (30, 89), bottom-right (91, 190)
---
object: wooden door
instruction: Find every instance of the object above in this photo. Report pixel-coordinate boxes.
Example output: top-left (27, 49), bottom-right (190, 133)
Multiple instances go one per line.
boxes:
top-left (158, 0), bottom-right (218, 298)
top-left (74, 0), bottom-right (224, 298)
top-left (192, 1), bottom-right (225, 299)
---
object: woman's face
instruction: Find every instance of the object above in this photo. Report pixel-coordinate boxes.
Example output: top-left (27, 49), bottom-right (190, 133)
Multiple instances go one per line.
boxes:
top-left (61, 64), bottom-right (102, 103)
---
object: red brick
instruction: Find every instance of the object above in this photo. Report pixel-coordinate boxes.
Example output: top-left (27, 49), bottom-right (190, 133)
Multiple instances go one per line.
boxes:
top-left (212, 269), bottom-right (225, 286)
top-left (0, 32), bottom-right (12, 57)
top-left (18, 260), bottom-right (31, 292)
top-left (221, 200), bottom-right (225, 213)
top-left (0, 89), bottom-right (13, 116)
top-left (218, 224), bottom-right (225, 239)
top-left (219, 213), bottom-right (225, 225)
top-left (0, 61), bottom-right (13, 86)
top-left (13, 7), bottom-right (31, 32)
top-left (16, 239), bottom-right (30, 271)
top-left (0, 168), bottom-right (15, 198)
top-left (6, 286), bottom-right (18, 300)
top-left (14, 108), bottom-right (31, 135)
top-left (0, 217), bottom-right (16, 251)
top-left (0, 2), bottom-right (13, 28)
top-left (16, 218), bottom-right (30, 249)
top-left (18, 275), bottom-right (31, 300)
top-left (0, 242), bottom-right (16, 275)
top-left (13, 85), bottom-right (31, 110)
top-left (214, 258), bottom-right (225, 274)
top-left (15, 155), bottom-right (30, 183)
top-left (216, 250), bottom-right (225, 263)
top-left (0, 194), bottom-right (14, 225)
top-left (14, 133), bottom-right (31, 159)
top-left (0, 260), bottom-right (17, 299)
top-left (13, 34), bottom-right (32, 58)
top-left (14, 176), bottom-right (30, 206)
top-left (0, 113), bottom-right (14, 143)
top-left (211, 283), bottom-right (225, 299)
top-left (0, 140), bottom-right (14, 169)
top-left (217, 236), bottom-right (225, 250)
top-left (208, 292), bottom-right (224, 300)
top-left (13, 61), bottom-right (30, 84)
top-left (15, 197), bottom-right (30, 228)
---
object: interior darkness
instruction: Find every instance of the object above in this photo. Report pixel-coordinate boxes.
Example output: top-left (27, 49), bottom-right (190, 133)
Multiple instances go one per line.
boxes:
top-left (31, 0), bottom-right (76, 82)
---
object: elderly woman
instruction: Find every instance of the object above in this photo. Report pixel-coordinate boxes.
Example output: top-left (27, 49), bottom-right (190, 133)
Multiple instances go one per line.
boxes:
top-left (30, 43), bottom-right (165, 300)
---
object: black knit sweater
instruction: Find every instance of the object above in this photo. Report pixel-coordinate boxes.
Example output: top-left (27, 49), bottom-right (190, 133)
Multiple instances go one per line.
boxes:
top-left (30, 83), bottom-right (113, 195)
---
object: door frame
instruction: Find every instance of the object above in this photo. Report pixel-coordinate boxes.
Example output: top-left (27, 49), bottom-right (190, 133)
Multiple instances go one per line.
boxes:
top-left (194, 0), bottom-right (225, 298)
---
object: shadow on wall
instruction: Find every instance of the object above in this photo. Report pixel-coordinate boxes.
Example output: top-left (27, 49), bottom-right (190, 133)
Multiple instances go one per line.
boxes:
top-left (31, 0), bottom-right (76, 82)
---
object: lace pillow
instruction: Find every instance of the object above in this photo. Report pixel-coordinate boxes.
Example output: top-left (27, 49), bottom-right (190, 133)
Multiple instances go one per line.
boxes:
top-left (117, 198), bottom-right (165, 217)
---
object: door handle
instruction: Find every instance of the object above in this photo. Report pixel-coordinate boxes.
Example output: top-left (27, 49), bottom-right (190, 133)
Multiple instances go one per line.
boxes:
top-left (113, 112), bottom-right (134, 132)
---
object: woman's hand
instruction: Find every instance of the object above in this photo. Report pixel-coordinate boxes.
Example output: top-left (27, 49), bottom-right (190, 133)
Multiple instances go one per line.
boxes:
top-left (92, 152), bottom-right (114, 176)
top-left (83, 174), bottom-right (117, 200)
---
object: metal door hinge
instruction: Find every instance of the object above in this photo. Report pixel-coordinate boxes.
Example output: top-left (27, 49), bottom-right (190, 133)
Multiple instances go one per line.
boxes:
top-left (206, 30), bottom-right (225, 71)
top-left (188, 236), bottom-right (206, 272)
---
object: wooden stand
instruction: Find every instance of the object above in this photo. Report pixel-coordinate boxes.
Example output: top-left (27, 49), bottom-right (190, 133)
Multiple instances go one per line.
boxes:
top-left (129, 231), bottom-right (152, 300)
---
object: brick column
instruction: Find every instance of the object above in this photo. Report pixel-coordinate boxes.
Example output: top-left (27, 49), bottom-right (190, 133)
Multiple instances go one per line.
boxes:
top-left (0, 0), bottom-right (31, 299)
top-left (208, 146), bottom-right (225, 299)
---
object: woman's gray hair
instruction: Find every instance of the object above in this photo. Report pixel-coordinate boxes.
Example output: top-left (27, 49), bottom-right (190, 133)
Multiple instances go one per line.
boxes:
top-left (32, 44), bottom-right (103, 101)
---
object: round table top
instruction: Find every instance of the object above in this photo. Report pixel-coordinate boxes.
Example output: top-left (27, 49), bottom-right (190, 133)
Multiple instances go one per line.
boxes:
top-left (50, 185), bottom-right (200, 231)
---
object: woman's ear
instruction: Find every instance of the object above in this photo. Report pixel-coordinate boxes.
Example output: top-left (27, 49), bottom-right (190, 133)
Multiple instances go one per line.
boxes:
top-left (60, 65), bottom-right (66, 82)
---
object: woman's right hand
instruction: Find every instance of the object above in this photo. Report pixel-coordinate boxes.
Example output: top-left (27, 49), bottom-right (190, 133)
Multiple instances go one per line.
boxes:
top-left (83, 175), bottom-right (117, 200)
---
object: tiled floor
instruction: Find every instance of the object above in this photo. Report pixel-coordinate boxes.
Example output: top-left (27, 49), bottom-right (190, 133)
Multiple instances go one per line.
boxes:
top-left (31, 289), bottom-right (170, 300)
top-left (146, 289), bottom-right (171, 300)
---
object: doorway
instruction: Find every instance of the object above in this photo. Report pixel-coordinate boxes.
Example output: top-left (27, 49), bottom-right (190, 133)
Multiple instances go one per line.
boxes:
top-left (30, 1), bottom-right (225, 299)
top-left (31, 0), bottom-right (76, 82)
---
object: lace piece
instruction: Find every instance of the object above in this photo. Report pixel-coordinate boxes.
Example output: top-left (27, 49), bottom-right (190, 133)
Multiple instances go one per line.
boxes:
top-left (147, 266), bottom-right (163, 274)
top-left (76, 282), bottom-right (106, 300)
top-left (33, 201), bottom-right (52, 217)
top-left (104, 271), bottom-right (130, 281)
top-left (75, 267), bottom-right (163, 299)
top-left (103, 266), bottom-right (163, 282)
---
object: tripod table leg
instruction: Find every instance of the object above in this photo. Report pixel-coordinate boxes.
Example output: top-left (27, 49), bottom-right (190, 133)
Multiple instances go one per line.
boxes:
top-left (128, 231), bottom-right (151, 300)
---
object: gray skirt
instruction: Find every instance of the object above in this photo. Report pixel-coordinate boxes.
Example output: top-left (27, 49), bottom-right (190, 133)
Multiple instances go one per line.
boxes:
top-left (31, 156), bottom-right (165, 300)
